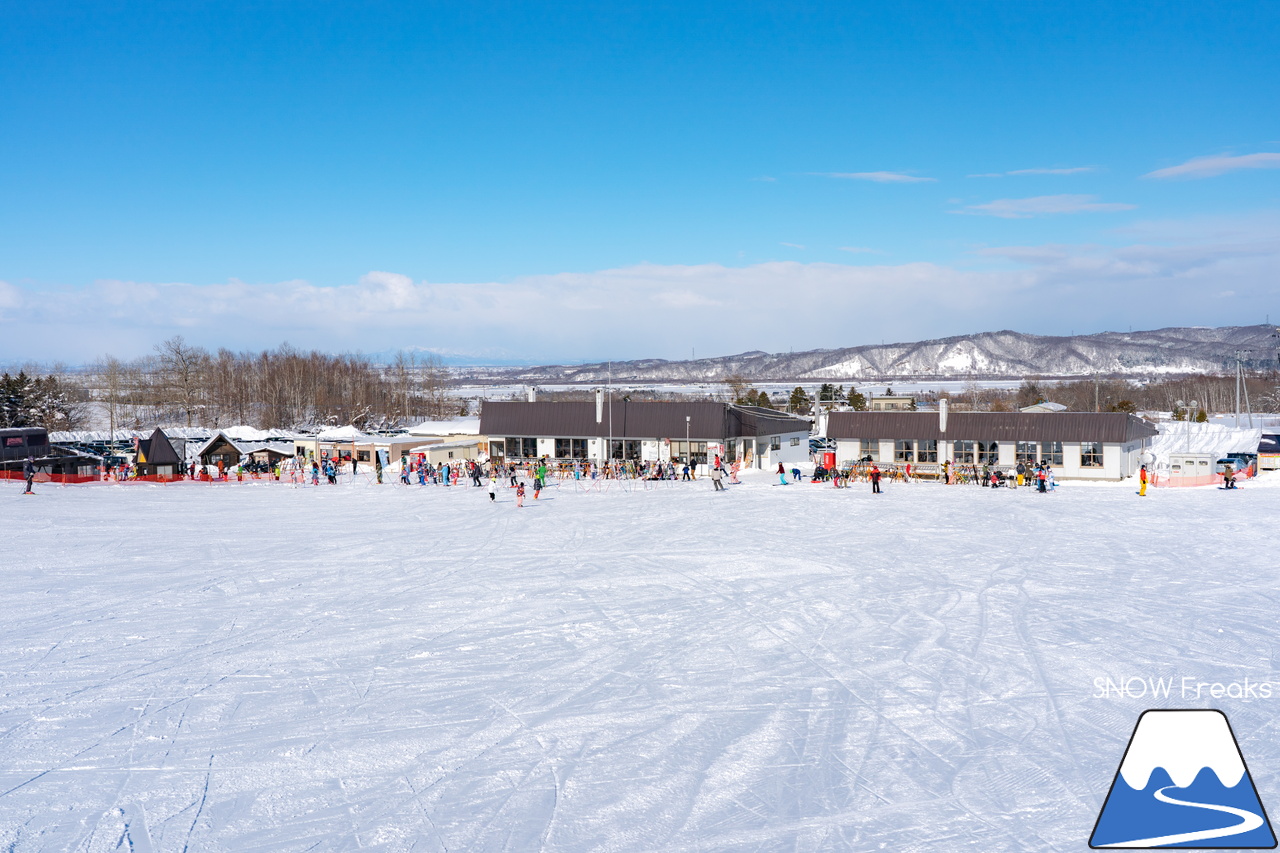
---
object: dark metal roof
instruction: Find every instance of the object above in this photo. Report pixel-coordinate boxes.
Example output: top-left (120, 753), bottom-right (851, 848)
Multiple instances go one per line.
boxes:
top-left (480, 401), bottom-right (811, 440)
top-left (1, 427), bottom-right (50, 461)
top-left (138, 428), bottom-right (183, 466)
top-left (825, 411), bottom-right (1158, 443)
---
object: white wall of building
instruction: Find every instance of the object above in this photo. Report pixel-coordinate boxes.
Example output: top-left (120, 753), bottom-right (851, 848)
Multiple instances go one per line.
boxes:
top-left (756, 431), bottom-right (811, 469)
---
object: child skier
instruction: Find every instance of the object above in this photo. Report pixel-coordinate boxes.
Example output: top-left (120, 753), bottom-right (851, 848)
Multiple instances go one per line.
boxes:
top-left (516, 482), bottom-right (525, 507)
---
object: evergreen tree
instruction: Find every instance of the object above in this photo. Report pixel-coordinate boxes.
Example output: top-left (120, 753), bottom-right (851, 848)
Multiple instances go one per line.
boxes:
top-left (789, 386), bottom-right (811, 413)
top-left (847, 389), bottom-right (867, 410)
top-left (756, 391), bottom-right (774, 409)
top-left (0, 371), bottom-right (83, 430)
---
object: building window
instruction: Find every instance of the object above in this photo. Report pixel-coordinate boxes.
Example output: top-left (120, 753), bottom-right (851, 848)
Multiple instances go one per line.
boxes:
top-left (770, 436), bottom-right (781, 451)
top-left (1041, 441), bottom-right (1063, 466)
top-left (977, 440), bottom-right (998, 465)
top-left (447, 451), bottom-right (454, 459)
top-left (1015, 441), bottom-right (1038, 464)
top-left (672, 440), bottom-right (708, 465)
top-left (506, 437), bottom-right (538, 458)
top-left (555, 438), bottom-right (571, 457)
top-left (953, 440), bottom-right (975, 464)
top-left (610, 439), bottom-right (641, 460)
top-left (894, 440), bottom-right (914, 462)
top-left (917, 439), bottom-right (938, 463)
top-left (790, 437), bottom-right (800, 447)
top-left (860, 439), bottom-right (880, 461)
top-left (1081, 441), bottom-right (1103, 467)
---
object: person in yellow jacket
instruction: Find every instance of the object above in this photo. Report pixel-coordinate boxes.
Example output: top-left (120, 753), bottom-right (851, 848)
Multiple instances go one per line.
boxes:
top-left (1138, 464), bottom-right (1148, 496)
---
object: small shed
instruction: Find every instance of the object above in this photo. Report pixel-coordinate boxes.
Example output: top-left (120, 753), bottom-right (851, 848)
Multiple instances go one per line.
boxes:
top-left (197, 432), bottom-right (243, 468)
top-left (135, 428), bottom-right (183, 478)
top-left (239, 443), bottom-right (295, 466)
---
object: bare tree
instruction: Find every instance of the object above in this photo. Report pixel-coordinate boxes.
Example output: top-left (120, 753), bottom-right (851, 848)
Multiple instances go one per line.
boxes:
top-left (154, 336), bottom-right (209, 427)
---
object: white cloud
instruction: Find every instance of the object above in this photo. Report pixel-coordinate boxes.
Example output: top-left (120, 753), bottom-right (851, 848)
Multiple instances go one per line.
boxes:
top-left (3, 219), bottom-right (1276, 363)
top-left (969, 166), bottom-right (1096, 178)
top-left (811, 171), bottom-right (936, 183)
top-left (780, 242), bottom-right (806, 249)
top-left (0, 281), bottom-right (23, 315)
top-left (1144, 152), bottom-right (1280, 180)
top-left (954, 194), bottom-right (1136, 218)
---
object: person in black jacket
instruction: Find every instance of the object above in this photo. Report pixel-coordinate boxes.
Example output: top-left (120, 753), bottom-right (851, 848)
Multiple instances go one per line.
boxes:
top-left (23, 455), bottom-right (35, 494)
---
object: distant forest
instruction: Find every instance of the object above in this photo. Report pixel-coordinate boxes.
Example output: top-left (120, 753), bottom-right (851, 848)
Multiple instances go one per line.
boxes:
top-left (1, 338), bottom-right (1278, 432)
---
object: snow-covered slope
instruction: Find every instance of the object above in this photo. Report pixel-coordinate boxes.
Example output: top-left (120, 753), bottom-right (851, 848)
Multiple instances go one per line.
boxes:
top-left (4, 473), bottom-right (1280, 850)
top-left (455, 324), bottom-right (1279, 382)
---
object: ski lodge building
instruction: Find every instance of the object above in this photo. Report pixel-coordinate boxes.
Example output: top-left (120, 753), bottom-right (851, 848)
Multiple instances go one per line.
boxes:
top-left (480, 399), bottom-right (812, 472)
top-left (824, 410), bottom-right (1157, 480)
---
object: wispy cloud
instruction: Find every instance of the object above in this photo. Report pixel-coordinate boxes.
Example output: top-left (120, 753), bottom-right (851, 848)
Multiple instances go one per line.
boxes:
top-left (953, 194), bottom-right (1136, 219)
top-left (969, 166), bottom-right (1096, 178)
top-left (1144, 152), bottom-right (1280, 180)
top-left (780, 242), bottom-right (806, 250)
top-left (811, 171), bottom-right (936, 183)
top-left (752, 175), bottom-right (777, 182)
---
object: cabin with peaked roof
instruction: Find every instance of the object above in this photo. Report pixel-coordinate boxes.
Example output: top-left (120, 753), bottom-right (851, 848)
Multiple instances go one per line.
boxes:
top-left (480, 400), bottom-right (812, 471)
top-left (824, 411), bottom-right (1157, 480)
top-left (134, 428), bottom-right (184, 478)
top-left (196, 432), bottom-right (243, 468)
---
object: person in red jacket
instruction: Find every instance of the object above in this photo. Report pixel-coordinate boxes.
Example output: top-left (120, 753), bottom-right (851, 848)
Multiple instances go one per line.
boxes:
top-left (1138, 464), bottom-right (1148, 496)
top-left (870, 464), bottom-right (882, 494)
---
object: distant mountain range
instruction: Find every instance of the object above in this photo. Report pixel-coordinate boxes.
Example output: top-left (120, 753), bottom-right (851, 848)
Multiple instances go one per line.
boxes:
top-left (450, 325), bottom-right (1280, 384)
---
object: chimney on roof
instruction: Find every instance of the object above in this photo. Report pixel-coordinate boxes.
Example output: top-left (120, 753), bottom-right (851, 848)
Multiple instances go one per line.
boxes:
top-left (595, 388), bottom-right (604, 424)
top-left (939, 398), bottom-right (948, 433)
top-left (528, 387), bottom-right (536, 403)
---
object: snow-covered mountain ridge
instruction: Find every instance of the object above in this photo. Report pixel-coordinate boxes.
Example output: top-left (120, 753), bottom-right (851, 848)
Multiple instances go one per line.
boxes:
top-left (452, 325), bottom-right (1279, 383)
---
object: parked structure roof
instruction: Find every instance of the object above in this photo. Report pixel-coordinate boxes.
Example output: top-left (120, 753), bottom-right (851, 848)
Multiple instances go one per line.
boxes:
top-left (825, 411), bottom-right (1157, 444)
top-left (480, 401), bottom-right (811, 440)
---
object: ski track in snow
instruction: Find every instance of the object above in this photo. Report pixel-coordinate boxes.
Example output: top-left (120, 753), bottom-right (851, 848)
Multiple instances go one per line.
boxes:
top-left (2, 473), bottom-right (1279, 851)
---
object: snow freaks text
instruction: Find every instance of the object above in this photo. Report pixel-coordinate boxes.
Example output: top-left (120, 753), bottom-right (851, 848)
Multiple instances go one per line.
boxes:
top-left (1093, 676), bottom-right (1276, 701)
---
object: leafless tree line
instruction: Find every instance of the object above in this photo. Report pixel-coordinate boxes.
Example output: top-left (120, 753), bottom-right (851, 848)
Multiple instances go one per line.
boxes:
top-left (930, 372), bottom-right (1280, 416)
top-left (83, 338), bottom-right (462, 432)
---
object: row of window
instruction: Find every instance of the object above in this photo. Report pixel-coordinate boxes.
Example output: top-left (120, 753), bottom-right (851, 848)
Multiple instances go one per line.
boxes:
top-left (500, 437), bottom-right (707, 463)
top-left (860, 439), bottom-right (1103, 467)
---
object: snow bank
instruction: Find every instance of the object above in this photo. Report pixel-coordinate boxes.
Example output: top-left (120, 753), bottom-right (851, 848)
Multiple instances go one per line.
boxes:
top-left (405, 417), bottom-right (481, 436)
top-left (314, 424), bottom-right (370, 441)
top-left (1150, 421), bottom-right (1262, 463)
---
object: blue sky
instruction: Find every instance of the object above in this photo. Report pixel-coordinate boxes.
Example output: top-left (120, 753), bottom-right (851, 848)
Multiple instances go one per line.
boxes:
top-left (2, 1), bottom-right (1278, 363)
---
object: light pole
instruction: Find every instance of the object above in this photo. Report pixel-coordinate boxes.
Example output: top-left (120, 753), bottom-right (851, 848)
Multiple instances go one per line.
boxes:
top-left (685, 415), bottom-right (691, 472)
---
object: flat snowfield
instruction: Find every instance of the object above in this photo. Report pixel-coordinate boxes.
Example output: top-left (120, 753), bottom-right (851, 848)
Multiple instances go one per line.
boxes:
top-left (3, 474), bottom-right (1278, 851)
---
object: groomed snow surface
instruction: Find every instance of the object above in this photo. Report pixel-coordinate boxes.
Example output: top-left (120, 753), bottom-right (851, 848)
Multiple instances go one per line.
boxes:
top-left (3, 472), bottom-right (1279, 851)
